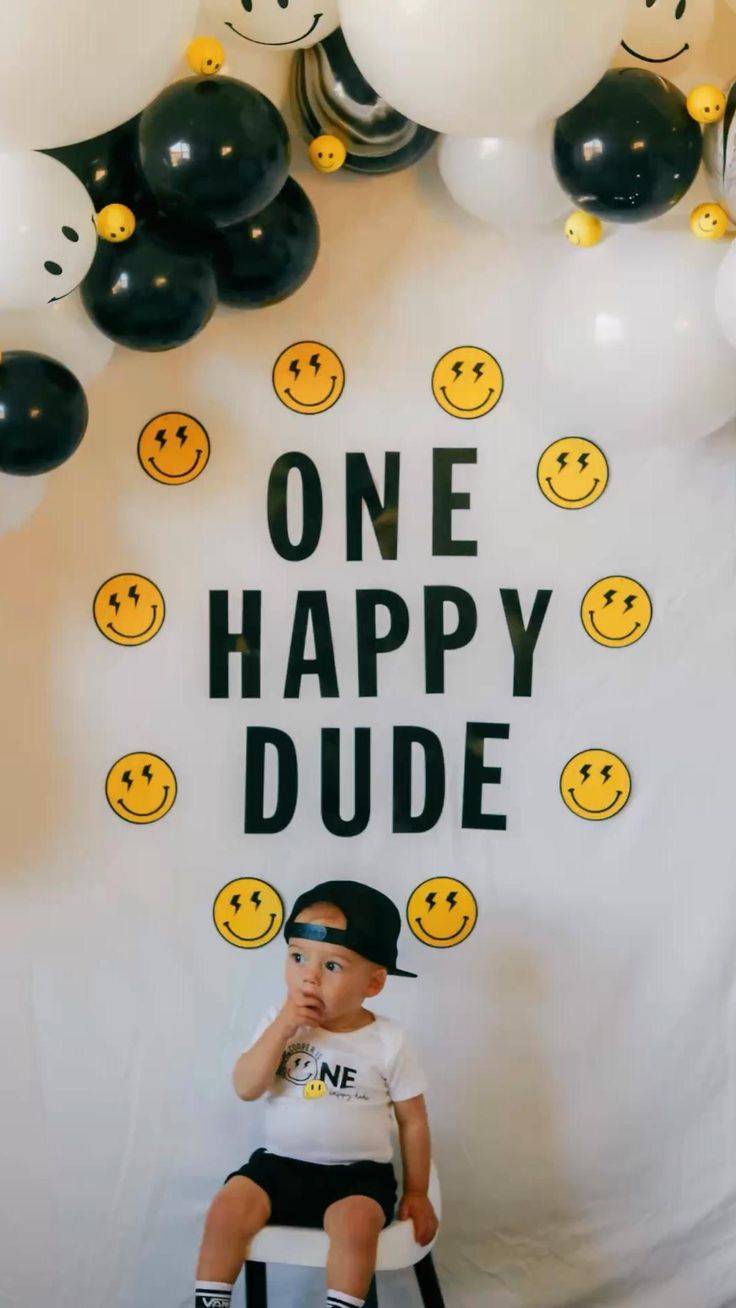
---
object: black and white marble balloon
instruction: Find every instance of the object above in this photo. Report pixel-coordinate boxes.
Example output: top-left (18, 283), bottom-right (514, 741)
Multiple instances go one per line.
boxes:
top-left (291, 29), bottom-right (436, 175)
top-left (703, 78), bottom-right (736, 222)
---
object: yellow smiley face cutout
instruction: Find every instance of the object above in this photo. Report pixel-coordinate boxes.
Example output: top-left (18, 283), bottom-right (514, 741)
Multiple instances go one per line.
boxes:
top-left (432, 346), bottom-right (504, 420)
top-left (537, 438), bottom-right (609, 510)
top-left (273, 341), bottom-right (346, 414)
top-left (212, 878), bottom-right (284, 950)
top-left (93, 573), bottom-right (165, 646)
top-left (105, 752), bottom-right (178, 825)
top-left (138, 412), bottom-right (211, 485)
top-left (560, 749), bottom-right (631, 822)
top-left (304, 1079), bottom-right (327, 1100)
top-left (581, 577), bottom-right (653, 648)
top-left (406, 877), bottom-right (478, 949)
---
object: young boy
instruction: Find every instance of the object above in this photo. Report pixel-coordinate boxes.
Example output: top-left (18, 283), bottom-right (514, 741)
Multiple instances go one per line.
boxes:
top-left (195, 880), bottom-right (439, 1308)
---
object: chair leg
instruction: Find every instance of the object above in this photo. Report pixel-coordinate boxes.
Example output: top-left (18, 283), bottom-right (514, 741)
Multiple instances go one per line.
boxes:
top-left (244, 1259), bottom-right (267, 1307)
top-left (364, 1275), bottom-right (379, 1308)
top-left (414, 1252), bottom-right (445, 1308)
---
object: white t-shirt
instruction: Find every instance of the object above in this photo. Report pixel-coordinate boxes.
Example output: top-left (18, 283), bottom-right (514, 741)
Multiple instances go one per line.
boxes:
top-left (245, 1006), bottom-right (428, 1165)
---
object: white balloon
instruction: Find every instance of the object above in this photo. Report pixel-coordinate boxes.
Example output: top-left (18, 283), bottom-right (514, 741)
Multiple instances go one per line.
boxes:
top-left (614, 0), bottom-right (714, 69)
top-left (714, 239), bottom-right (736, 350)
top-left (0, 0), bottom-right (198, 150)
top-left (0, 154), bottom-right (97, 313)
top-left (0, 470), bottom-right (48, 536)
top-left (339, 0), bottom-right (627, 136)
top-left (538, 227), bottom-right (736, 445)
top-left (0, 294), bottom-right (113, 386)
top-left (439, 126), bottom-right (569, 230)
top-left (213, 0), bottom-right (339, 50)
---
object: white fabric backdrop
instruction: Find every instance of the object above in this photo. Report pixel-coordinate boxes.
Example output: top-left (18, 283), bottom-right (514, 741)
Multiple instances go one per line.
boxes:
top-left (4, 16), bottom-right (736, 1308)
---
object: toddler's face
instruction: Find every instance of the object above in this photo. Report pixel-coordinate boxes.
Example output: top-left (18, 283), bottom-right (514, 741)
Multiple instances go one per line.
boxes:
top-left (285, 903), bottom-right (385, 1023)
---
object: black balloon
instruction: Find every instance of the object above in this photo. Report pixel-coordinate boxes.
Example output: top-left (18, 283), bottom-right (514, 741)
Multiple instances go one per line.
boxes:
top-left (213, 177), bottom-right (320, 309)
top-left (553, 69), bottom-right (702, 223)
top-left (138, 76), bottom-right (290, 230)
top-left (46, 117), bottom-right (151, 212)
top-left (81, 219), bottom-right (217, 352)
top-left (0, 352), bottom-right (88, 476)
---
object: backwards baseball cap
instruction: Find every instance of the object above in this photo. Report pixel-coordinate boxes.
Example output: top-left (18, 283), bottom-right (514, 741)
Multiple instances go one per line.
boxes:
top-left (283, 880), bottom-right (417, 978)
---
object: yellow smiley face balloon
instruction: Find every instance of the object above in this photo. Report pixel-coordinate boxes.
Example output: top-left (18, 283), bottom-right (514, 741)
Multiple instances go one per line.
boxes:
top-left (138, 412), bottom-right (211, 485)
top-left (689, 202), bottom-right (729, 241)
top-left (565, 210), bottom-right (602, 248)
top-left (105, 752), bottom-right (178, 825)
top-left (95, 204), bottom-right (136, 243)
top-left (212, 878), bottom-right (284, 950)
top-left (560, 749), bottom-right (631, 822)
top-left (432, 346), bottom-right (504, 420)
top-left (186, 35), bottom-right (225, 76)
top-left (304, 1079), bottom-right (327, 1100)
top-left (406, 877), bottom-right (478, 949)
top-left (309, 134), bottom-right (347, 173)
top-left (273, 341), bottom-right (346, 414)
top-left (93, 573), bottom-right (165, 646)
top-left (581, 576), bottom-right (653, 648)
top-left (537, 438), bottom-right (609, 510)
top-left (686, 84), bottom-right (725, 124)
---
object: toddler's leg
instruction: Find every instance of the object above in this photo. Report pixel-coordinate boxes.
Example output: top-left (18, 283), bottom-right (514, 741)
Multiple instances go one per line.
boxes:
top-left (323, 1195), bottom-right (385, 1307)
top-left (195, 1176), bottom-right (271, 1305)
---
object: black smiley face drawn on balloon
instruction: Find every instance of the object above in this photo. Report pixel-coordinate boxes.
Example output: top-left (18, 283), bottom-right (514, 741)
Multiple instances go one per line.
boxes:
top-left (621, 0), bottom-right (693, 65)
top-left (225, 0), bottom-right (340, 48)
top-left (45, 224), bottom-right (85, 302)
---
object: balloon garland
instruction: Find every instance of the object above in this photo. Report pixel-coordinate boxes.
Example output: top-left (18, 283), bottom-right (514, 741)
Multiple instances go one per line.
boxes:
top-left (2, 1), bottom-right (736, 514)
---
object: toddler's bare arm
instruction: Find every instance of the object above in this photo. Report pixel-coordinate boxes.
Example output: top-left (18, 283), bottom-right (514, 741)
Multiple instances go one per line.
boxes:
top-left (232, 994), bottom-right (325, 1100)
top-left (394, 1094), bottom-right (439, 1246)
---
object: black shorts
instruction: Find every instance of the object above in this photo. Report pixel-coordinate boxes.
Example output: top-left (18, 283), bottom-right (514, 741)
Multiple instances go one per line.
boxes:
top-left (224, 1148), bottom-right (397, 1229)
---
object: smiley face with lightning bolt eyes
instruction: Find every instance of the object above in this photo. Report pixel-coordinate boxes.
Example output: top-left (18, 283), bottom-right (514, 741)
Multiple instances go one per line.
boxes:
top-left (432, 346), bottom-right (504, 420)
top-left (273, 340), bottom-right (346, 414)
top-left (581, 576), bottom-right (653, 648)
top-left (93, 574), bottom-right (165, 646)
top-left (407, 877), bottom-right (478, 949)
top-left (538, 438), bottom-right (609, 510)
top-left (138, 412), bottom-right (211, 486)
top-left (105, 752), bottom-right (178, 824)
top-left (213, 878), bottom-right (284, 949)
top-left (560, 749), bottom-right (631, 821)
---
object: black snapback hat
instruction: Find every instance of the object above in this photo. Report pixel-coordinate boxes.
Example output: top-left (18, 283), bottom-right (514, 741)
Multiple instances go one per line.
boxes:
top-left (283, 879), bottom-right (417, 978)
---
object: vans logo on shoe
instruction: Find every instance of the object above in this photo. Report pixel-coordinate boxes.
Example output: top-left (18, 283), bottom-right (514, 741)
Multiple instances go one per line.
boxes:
top-left (198, 1298), bottom-right (230, 1307)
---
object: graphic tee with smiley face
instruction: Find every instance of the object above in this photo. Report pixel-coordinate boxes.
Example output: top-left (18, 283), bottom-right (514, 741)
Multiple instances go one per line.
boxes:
top-left (245, 1006), bottom-right (428, 1163)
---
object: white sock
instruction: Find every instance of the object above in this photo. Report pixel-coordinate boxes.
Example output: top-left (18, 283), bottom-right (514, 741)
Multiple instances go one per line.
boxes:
top-left (326, 1292), bottom-right (365, 1307)
top-left (195, 1280), bottom-right (233, 1307)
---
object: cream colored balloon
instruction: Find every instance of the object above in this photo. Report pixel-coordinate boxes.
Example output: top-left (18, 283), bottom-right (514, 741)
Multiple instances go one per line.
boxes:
top-left (340, 0), bottom-right (627, 136)
top-left (0, 294), bottom-right (113, 385)
top-left (0, 471), bottom-right (48, 536)
top-left (0, 0), bottom-right (198, 149)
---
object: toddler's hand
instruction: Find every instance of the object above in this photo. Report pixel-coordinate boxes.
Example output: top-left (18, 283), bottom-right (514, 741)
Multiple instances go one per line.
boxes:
top-left (277, 991), bottom-right (325, 1038)
top-left (398, 1192), bottom-right (439, 1247)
